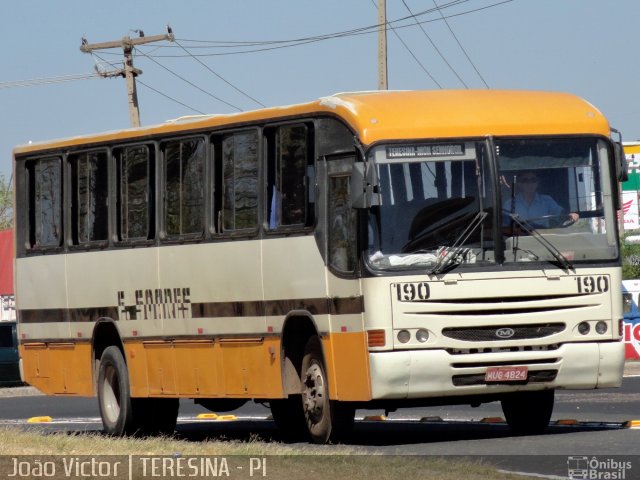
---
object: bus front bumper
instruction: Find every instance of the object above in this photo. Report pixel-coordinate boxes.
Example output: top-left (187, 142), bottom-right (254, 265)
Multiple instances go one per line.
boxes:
top-left (368, 341), bottom-right (625, 400)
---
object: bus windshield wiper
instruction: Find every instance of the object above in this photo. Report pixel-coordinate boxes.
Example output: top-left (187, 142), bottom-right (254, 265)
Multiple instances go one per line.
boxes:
top-left (430, 211), bottom-right (487, 275)
top-left (509, 213), bottom-right (574, 271)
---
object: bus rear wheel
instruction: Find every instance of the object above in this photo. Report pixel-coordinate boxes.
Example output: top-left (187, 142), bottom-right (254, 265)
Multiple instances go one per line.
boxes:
top-left (501, 389), bottom-right (554, 435)
top-left (97, 346), bottom-right (136, 436)
top-left (301, 336), bottom-right (355, 443)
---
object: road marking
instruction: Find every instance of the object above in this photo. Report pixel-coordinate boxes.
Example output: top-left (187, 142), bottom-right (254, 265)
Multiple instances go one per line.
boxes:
top-left (497, 469), bottom-right (566, 479)
top-left (1, 415), bottom-right (637, 430)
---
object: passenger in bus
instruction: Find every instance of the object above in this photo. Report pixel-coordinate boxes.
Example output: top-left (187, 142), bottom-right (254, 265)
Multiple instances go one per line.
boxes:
top-left (503, 171), bottom-right (578, 226)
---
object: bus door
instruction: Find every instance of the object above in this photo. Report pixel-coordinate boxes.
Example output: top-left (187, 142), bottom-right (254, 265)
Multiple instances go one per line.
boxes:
top-left (323, 155), bottom-right (369, 400)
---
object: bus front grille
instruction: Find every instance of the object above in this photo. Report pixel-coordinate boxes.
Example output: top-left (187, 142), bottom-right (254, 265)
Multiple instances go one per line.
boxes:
top-left (442, 323), bottom-right (565, 342)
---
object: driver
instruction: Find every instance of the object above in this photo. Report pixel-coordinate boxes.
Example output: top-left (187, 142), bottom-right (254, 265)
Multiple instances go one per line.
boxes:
top-left (503, 171), bottom-right (579, 225)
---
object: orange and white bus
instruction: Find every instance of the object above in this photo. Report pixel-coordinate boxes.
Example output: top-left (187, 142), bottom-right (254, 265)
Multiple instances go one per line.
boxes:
top-left (13, 90), bottom-right (626, 442)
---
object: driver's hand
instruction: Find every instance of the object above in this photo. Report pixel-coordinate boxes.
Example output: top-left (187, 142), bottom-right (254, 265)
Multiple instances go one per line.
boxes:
top-left (569, 212), bottom-right (579, 222)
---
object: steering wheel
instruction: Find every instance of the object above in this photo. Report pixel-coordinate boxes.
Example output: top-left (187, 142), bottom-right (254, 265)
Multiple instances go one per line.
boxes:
top-left (526, 214), bottom-right (577, 229)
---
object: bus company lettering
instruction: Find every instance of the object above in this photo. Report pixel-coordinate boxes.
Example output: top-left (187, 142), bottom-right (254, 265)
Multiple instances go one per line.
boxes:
top-left (386, 143), bottom-right (464, 159)
top-left (117, 288), bottom-right (192, 321)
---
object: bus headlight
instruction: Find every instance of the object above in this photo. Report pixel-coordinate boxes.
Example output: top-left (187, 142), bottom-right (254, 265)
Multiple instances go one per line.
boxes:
top-left (416, 329), bottom-right (429, 343)
top-left (397, 330), bottom-right (411, 343)
top-left (595, 321), bottom-right (608, 335)
top-left (578, 322), bottom-right (590, 335)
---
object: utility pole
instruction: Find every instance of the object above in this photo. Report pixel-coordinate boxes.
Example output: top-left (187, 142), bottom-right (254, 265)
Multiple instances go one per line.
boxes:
top-left (80, 27), bottom-right (175, 127)
top-left (378, 0), bottom-right (388, 90)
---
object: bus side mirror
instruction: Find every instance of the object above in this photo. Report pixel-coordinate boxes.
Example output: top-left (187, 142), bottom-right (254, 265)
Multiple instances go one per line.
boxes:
top-left (351, 162), bottom-right (381, 208)
top-left (616, 143), bottom-right (629, 182)
top-left (611, 129), bottom-right (628, 182)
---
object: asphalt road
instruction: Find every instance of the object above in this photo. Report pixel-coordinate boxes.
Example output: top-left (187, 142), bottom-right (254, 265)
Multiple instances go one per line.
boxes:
top-left (1, 372), bottom-right (639, 478)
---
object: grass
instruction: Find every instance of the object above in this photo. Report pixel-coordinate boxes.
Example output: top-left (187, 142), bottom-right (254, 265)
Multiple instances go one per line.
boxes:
top-left (0, 426), bottom-right (531, 479)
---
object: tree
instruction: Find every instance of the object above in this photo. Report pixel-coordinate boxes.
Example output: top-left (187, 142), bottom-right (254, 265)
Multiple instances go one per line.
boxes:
top-left (0, 173), bottom-right (12, 231)
top-left (622, 233), bottom-right (640, 279)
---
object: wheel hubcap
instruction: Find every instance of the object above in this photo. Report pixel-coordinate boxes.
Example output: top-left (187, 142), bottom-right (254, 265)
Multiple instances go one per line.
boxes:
top-left (303, 362), bottom-right (325, 423)
top-left (102, 365), bottom-right (121, 424)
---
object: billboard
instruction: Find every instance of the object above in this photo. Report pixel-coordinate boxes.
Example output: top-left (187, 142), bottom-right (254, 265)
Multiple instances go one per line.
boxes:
top-left (0, 229), bottom-right (14, 322)
top-left (623, 280), bottom-right (640, 360)
top-left (622, 143), bottom-right (640, 230)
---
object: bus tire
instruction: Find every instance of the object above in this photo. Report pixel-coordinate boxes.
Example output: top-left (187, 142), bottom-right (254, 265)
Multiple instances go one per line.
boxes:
top-left (300, 336), bottom-right (355, 443)
top-left (501, 389), bottom-right (554, 435)
top-left (270, 395), bottom-right (306, 441)
top-left (97, 346), bottom-right (136, 436)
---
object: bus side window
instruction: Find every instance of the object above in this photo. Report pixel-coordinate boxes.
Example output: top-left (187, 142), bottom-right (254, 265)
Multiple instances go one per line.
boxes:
top-left (266, 124), bottom-right (313, 229)
top-left (69, 150), bottom-right (109, 245)
top-left (115, 145), bottom-right (155, 242)
top-left (328, 173), bottom-right (357, 273)
top-left (216, 130), bottom-right (259, 233)
top-left (163, 138), bottom-right (205, 238)
top-left (27, 156), bottom-right (63, 249)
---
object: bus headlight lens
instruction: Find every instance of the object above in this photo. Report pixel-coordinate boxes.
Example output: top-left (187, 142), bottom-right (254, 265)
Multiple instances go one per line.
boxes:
top-left (578, 322), bottom-right (590, 335)
top-left (416, 329), bottom-right (429, 343)
top-left (397, 330), bottom-right (411, 343)
top-left (595, 321), bottom-right (608, 335)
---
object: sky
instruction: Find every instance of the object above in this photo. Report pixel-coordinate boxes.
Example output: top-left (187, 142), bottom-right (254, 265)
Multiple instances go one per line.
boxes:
top-left (2, 0), bottom-right (640, 179)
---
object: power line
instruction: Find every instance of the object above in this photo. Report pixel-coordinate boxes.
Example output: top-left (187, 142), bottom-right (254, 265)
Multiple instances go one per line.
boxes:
top-left (173, 40), bottom-right (266, 108)
top-left (136, 79), bottom-right (206, 115)
top-left (166, 0), bottom-right (472, 49)
top-left (138, 0), bottom-right (513, 58)
top-left (0, 73), bottom-right (101, 89)
top-left (433, 0), bottom-right (490, 88)
top-left (401, 0), bottom-right (468, 88)
top-left (134, 48), bottom-right (243, 112)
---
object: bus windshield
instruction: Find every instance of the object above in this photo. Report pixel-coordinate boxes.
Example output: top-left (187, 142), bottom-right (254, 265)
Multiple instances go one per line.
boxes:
top-left (366, 137), bottom-right (618, 271)
top-left (498, 137), bottom-right (618, 264)
top-left (367, 141), bottom-right (496, 271)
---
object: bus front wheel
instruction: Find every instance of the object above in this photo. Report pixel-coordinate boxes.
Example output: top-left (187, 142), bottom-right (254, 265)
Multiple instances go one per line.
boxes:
top-left (501, 389), bottom-right (554, 435)
top-left (301, 336), bottom-right (355, 443)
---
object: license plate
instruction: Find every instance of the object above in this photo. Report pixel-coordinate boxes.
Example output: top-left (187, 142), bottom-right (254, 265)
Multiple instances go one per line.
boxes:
top-left (485, 366), bottom-right (528, 382)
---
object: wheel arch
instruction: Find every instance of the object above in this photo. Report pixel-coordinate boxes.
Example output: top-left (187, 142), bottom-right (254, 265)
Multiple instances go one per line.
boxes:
top-left (280, 312), bottom-right (322, 395)
top-left (91, 318), bottom-right (125, 394)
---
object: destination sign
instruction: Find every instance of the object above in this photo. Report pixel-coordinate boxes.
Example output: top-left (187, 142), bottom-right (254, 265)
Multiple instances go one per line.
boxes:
top-left (386, 143), bottom-right (465, 159)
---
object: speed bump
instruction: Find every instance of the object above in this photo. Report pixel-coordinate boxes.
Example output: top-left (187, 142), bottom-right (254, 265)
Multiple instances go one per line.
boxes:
top-left (196, 413), bottom-right (219, 420)
top-left (555, 419), bottom-right (579, 425)
top-left (363, 415), bottom-right (387, 421)
top-left (480, 417), bottom-right (505, 423)
top-left (624, 420), bottom-right (640, 429)
top-left (195, 413), bottom-right (236, 421)
top-left (27, 416), bottom-right (52, 423)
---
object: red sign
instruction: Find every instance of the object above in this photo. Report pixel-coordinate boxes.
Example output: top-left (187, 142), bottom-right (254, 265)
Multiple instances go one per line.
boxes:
top-left (624, 321), bottom-right (640, 360)
top-left (0, 229), bottom-right (13, 296)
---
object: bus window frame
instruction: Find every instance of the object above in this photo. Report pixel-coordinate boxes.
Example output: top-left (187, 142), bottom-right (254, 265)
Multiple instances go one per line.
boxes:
top-left (66, 147), bottom-right (111, 251)
top-left (326, 154), bottom-right (359, 278)
top-left (211, 127), bottom-right (262, 238)
top-left (24, 154), bottom-right (65, 253)
top-left (263, 121), bottom-right (315, 235)
top-left (113, 142), bottom-right (157, 247)
top-left (158, 134), bottom-right (208, 243)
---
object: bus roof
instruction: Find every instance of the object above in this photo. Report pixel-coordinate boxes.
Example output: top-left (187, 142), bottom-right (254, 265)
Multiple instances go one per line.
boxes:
top-left (13, 90), bottom-right (611, 155)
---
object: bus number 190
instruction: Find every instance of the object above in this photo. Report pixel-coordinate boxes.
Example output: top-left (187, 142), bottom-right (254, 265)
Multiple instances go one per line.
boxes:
top-left (396, 282), bottom-right (430, 302)
top-left (575, 275), bottom-right (609, 294)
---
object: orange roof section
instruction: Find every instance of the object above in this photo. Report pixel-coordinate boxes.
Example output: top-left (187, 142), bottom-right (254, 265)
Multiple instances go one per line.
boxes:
top-left (13, 90), bottom-right (611, 155)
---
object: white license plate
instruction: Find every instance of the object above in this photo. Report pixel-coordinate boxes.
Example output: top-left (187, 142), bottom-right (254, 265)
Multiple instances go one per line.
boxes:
top-left (485, 366), bottom-right (528, 382)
